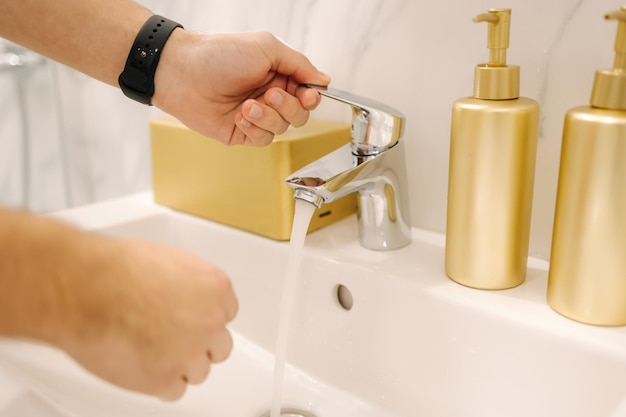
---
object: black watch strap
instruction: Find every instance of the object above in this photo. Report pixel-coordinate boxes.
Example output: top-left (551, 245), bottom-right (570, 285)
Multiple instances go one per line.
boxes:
top-left (118, 15), bottom-right (183, 105)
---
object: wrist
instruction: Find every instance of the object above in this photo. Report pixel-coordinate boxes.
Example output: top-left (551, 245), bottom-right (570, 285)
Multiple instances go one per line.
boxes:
top-left (38, 230), bottom-right (110, 347)
top-left (118, 15), bottom-right (183, 105)
top-left (151, 28), bottom-right (196, 111)
top-left (42, 233), bottom-right (128, 352)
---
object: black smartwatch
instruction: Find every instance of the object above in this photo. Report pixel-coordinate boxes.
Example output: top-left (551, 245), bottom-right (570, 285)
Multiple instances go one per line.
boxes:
top-left (118, 15), bottom-right (183, 105)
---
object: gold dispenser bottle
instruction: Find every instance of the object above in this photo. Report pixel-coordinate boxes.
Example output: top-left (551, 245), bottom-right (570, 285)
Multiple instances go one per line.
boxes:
top-left (445, 9), bottom-right (539, 290)
top-left (547, 7), bottom-right (626, 326)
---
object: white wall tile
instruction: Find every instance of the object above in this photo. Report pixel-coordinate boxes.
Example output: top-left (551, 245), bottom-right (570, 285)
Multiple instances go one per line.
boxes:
top-left (0, 0), bottom-right (620, 259)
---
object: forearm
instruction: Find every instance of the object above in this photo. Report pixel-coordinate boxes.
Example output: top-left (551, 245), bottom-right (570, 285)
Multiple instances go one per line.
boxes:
top-left (0, 208), bottom-right (103, 345)
top-left (0, 0), bottom-right (151, 86)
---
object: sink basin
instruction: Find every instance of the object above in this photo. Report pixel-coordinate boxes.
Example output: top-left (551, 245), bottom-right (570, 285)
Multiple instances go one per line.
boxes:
top-left (1, 192), bottom-right (625, 417)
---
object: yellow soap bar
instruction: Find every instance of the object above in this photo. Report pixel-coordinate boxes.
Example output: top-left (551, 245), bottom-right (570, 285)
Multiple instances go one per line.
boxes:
top-left (150, 118), bottom-right (356, 240)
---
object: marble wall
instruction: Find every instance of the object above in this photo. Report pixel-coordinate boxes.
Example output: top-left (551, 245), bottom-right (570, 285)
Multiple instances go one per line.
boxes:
top-left (0, 0), bottom-right (620, 259)
top-left (0, 43), bottom-right (64, 211)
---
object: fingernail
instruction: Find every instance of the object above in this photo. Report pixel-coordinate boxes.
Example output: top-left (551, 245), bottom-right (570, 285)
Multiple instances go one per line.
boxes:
top-left (248, 103), bottom-right (263, 119)
top-left (268, 91), bottom-right (283, 107)
top-left (302, 93), bottom-right (315, 107)
top-left (239, 116), bottom-right (251, 127)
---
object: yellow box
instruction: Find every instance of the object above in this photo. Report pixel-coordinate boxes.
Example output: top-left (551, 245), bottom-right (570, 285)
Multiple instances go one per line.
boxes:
top-left (150, 118), bottom-right (356, 240)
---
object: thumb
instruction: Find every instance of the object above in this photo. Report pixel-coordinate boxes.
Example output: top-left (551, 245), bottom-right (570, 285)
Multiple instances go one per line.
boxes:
top-left (269, 37), bottom-right (330, 86)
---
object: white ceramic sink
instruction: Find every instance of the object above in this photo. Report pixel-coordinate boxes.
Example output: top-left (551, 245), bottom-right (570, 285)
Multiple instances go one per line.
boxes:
top-left (1, 192), bottom-right (626, 417)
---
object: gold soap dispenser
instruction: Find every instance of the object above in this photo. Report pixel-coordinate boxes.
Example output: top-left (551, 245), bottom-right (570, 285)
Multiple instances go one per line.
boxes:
top-left (547, 7), bottom-right (626, 326)
top-left (445, 9), bottom-right (540, 290)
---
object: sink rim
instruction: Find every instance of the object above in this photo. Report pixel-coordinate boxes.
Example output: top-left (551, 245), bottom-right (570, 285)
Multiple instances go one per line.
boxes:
top-left (4, 191), bottom-right (624, 417)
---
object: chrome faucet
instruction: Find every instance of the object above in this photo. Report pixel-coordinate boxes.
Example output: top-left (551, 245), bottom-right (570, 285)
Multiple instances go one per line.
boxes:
top-left (285, 86), bottom-right (411, 250)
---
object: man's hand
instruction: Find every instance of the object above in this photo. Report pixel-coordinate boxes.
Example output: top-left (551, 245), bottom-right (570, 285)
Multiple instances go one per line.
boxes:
top-left (153, 30), bottom-right (330, 146)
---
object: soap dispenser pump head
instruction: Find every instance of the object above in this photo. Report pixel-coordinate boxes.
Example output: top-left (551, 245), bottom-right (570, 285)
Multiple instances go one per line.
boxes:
top-left (590, 6), bottom-right (626, 110)
top-left (474, 9), bottom-right (510, 66)
top-left (472, 8), bottom-right (520, 100)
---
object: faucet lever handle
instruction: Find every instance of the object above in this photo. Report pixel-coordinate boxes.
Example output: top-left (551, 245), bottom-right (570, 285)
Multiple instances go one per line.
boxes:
top-left (306, 84), bottom-right (405, 156)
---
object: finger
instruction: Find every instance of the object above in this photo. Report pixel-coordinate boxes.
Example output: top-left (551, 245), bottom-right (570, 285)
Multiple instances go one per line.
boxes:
top-left (264, 87), bottom-right (310, 128)
top-left (242, 99), bottom-right (290, 134)
top-left (235, 112), bottom-right (275, 146)
top-left (224, 291), bottom-right (238, 323)
top-left (182, 359), bottom-right (211, 385)
top-left (157, 377), bottom-right (187, 402)
top-left (218, 272), bottom-right (239, 323)
top-left (206, 327), bottom-right (234, 364)
top-left (295, 86), bottom-right (323, 111)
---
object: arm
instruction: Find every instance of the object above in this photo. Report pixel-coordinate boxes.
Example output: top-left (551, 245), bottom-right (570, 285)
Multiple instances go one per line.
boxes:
top-left (0, 208), bottom-right (238, 400)
top-left (0, 0), bottom-right (330, 145)
top-left (0, 0), bottom-right (150, 86)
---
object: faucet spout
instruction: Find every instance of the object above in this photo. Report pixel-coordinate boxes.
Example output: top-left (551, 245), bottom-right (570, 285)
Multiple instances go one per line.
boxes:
top-left (286, 141), bottom-right (411, 251)
top-left (286, 142), bottom-right (366, 203)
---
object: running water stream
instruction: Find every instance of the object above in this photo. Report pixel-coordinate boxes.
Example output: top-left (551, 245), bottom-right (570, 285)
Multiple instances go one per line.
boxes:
top-left (270, 199), bottom-right (316, 417)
